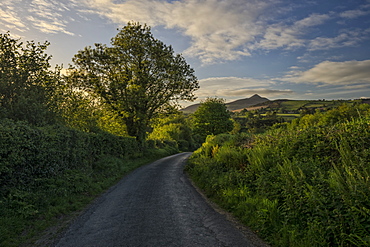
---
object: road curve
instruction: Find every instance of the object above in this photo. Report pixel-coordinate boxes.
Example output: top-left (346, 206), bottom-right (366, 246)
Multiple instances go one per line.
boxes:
top-left (55, 152), bottom-right (266, 247)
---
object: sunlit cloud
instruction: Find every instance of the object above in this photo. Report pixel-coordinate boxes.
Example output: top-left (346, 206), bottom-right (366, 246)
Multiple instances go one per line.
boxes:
top-left (281, 60), bottom-right (370, 85)
top-left (0, 0), bottom-right (76, 35)
top-left (2, 0), bottom-right (369, 66)
top-left (0, 2), bottom-right (27, 32)
top-left (85, 0), bottom-right (370, 64)
top-left (81, 0), bottom-right (274, 64)
top-left (81, 0), bottom-right (342, 63)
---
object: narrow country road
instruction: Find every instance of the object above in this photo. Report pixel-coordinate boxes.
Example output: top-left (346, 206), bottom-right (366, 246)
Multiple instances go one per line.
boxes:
top-left (55, 152), bottom-right (267, 247)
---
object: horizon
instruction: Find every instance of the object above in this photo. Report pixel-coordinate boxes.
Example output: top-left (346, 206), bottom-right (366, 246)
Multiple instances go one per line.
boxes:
top-left (181, 93), bottom-right (370, 109)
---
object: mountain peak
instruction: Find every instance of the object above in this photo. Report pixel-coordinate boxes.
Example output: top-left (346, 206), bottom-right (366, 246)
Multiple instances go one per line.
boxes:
top-left (226, 95), bottom-right (269, 111)
top-left (251, 94), bottom-right (262, 98)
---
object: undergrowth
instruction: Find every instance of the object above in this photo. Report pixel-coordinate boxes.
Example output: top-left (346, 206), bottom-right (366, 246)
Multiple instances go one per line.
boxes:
top-left (186, 104), bottom-right (370, 246)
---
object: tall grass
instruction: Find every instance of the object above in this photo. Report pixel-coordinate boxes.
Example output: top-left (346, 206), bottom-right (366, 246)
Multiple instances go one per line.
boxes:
top-left (186, 104), bottom-right (370, 246)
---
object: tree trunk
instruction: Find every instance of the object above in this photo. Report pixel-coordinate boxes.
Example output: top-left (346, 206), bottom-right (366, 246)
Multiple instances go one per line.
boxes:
top-left (125, 116), bottom-right (147, 148)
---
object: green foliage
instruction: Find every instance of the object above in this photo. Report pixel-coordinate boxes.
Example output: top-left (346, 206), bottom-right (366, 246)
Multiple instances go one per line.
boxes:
top-left (187, 104), bottom-right (370, 246)
top-left (96, 107), bottom-right (128, 136)
top-left (0, 33), bottom-right (60, 125)
top-left (192, 97), bottom-right (234, 140)
top-left (148, 112), bottom-right (197, 151)
top-left (69, 22), bottom-right (199, 144)
top-left (53, 83), bottom-right (100, 132)
top-left (0, 119), bottom-right (138, 199)
top-left (233, 110), bottom-right (284, 133)
top-left (0, 119), bottom-right (179, 246)
top-left (0, 31), bottom-right (184, 246)
top-left (291, 103), bottom-right (370, 129)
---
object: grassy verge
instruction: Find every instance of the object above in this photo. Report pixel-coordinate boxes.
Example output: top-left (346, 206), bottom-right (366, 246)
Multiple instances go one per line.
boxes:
top-left (1, 148), bottom-right (174, 247)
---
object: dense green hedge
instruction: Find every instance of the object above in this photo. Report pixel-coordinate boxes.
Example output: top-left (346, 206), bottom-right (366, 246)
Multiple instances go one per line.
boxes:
top-left (0, 119), bottom-right (175, 246)
top-left (0, 119), bottom-right (138, 198)
top-left (186, 105), bottom-right (370, 246)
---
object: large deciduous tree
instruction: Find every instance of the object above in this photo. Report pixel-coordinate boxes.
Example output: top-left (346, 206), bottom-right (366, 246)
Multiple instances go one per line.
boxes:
top-left (192, 97), bottom-right (234, 139)
top-left (70, 22), bottom-right (199, 145)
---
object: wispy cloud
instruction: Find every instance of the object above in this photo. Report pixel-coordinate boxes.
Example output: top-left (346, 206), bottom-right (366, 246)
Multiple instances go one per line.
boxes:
top-left (222, 88), bottom-right (294, 97)
top-left (81, 0), bottom-right (275, 64)
top-left (281, 60), bottom-right (370, 85)
top-left (0, 0), bottom-right (27, 32)
top-left (339, 9), bottom-right (370, 19)
top-left (2, 0), bottom-right (369, 67)
top-left (255, 13), bottom-right (331, 50)
top-left (0, 0), bottom-right (76, 35)
top-left (195, 77), bottom-right (292, 100)
top-left (308, 29), bottom-right (370, 51)
top-left (27, 16), bottom-right (74, 35)
top-left (82, 0), bottom-right (358, 63)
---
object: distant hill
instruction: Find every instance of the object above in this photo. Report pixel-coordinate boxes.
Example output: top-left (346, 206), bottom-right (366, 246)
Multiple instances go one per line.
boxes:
top-left (226, 94), bottom-right (270, 111)
top-left (181, 94), bottom-right (270, 113)
top-left (181, 103), bottom-right (201, 114)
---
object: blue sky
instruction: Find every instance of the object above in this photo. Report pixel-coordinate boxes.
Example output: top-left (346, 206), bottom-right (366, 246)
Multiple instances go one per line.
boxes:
top-left (1, 0), bottom-right (370, 106)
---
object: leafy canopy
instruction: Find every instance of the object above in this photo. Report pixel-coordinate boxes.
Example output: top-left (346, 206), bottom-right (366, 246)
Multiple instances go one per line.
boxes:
top-left (0, 33), bottom-right (60, 125)
top-left (70, 22), bottom-right (199, 143)
top-left (192, 97), bottom-right (234, 139)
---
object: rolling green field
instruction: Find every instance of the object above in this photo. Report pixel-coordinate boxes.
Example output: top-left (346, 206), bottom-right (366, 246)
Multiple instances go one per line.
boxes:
top-left (259, 113), bottom-right (300, 121)
top-left (252, 99), bottom-right (366, 114)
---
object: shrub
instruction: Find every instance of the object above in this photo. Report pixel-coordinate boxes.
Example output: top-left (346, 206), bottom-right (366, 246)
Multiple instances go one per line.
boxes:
top-left (186, 105), bottom-right (370, 246)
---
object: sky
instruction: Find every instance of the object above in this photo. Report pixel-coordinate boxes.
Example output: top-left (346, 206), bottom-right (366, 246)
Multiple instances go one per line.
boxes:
top-left (1, 0), bottom-right (370, 106)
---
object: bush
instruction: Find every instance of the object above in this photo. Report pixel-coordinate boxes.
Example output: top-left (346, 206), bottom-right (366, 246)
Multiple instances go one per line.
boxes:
top-left (186, 104), bottom-right (370, 246)
top-left (0, 120), bottom-right (140, 200)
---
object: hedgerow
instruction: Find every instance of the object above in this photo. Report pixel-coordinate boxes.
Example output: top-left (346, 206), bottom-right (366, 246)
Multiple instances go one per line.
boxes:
top-left (0, 119), bottom-right (176, 246)
top-left (186, 104), bottom-right (370, 246)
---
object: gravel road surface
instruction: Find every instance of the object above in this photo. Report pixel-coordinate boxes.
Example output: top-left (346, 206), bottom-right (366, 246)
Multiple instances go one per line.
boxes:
top-left (55, 152), bottom-right (267, 247)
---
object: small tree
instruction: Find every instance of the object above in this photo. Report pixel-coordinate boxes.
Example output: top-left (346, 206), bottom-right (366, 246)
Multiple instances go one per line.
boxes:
top-left (149, 112), bottom-right (195, 151)
top-left (192, 97), bottom-right (234, 139)
top-left (0, 33), bottom-right (60, 125)
top-left (70, 22), bottom-right (199, 145)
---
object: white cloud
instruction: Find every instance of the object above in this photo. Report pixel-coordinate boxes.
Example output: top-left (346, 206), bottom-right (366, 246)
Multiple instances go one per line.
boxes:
top-left (81, 1), bottom-right (341, 63)
top-left (0, 1), bottom-right (27, 32)
top-left (28, 0), bottom-right (75, 35)
top-left (2, 0), bottom-right (369, 67)
top-left (295, 13), bottom-right (331, 27)
top-left (308, 29), bottom-right (370, 51)
top-left (339, 9), bottom-right (370, 19)
top-left (81, 0), bottom-right (274, 64)
top-left (289, 66), bottom-right (302, 70)
top-left (0, 0), bottom-right (76, 35)
top-left (281, 60), bottom-right (370, 85)
top-left (255, 13), bottom-right (331, 50)
top-left (27, 16), bottom-right (74, 35)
